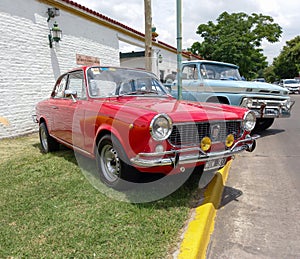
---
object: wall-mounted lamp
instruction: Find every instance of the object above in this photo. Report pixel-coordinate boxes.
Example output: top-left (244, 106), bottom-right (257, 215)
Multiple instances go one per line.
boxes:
top-left (47, 7), bottom-right (60, 22)
top-left (152, 25), bottom-right (159, 39)
top-left (48, 22), bottom-right (62, 48)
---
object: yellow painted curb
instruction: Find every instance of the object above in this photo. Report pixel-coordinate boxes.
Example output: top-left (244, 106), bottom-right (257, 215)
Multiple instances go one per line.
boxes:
top-left (178, 159), bottom-right (232, 259)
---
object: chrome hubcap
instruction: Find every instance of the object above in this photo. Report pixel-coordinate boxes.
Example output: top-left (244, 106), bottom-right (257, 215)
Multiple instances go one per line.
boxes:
top-left (100, 144), bottom-right (121, 183)
top-left (41, 128), bottom-right (48, 151)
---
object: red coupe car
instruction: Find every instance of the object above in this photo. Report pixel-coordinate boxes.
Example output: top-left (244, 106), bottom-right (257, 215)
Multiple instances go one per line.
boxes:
top-left (34, 66), bottom-right (258, 189)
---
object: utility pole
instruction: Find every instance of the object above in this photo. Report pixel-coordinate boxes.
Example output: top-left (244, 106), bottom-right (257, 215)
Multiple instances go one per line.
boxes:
top-left (177, 0), bottom-right (182, 100)
top-left (144, 0), bottom-right (152, 72)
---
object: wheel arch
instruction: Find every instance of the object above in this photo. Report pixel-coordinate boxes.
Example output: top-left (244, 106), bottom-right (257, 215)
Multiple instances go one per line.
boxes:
top-left (39, 116), bottom-right (46, 125)
top-left (38, 117), bottom-right (52, 136)
top-left (206, 95), bottom-right (230, 104)
top-left (94, 129), bottom-right (111, 152)
top-left (93, 126), bottom-right (126, 156)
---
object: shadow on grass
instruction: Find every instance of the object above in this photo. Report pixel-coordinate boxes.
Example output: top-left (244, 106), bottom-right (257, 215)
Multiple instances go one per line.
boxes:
top-left (32, 142), bottom-right (203, 207)
top-left (33, 141), bottom-right (242, 209)
top-left (33, 143), bottom-right (78, 164)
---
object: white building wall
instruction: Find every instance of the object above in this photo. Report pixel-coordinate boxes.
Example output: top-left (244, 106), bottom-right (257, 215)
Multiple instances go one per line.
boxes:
top-left (154, 48), bottom-right (179, 80)
top-left (0, 0), bottom-right (120, 139)
top-left (120, 47), bottom-right (188, 82)
top-left (0, 0), bottom-right (190, 139)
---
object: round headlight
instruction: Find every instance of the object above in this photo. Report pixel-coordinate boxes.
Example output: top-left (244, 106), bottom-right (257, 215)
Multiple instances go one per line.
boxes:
top-left (243, 111), bottom-right (256, 131)
top-left (200, 136), bottom-right (211, 152)
top-left (283, 99), bottom-right (293, 109)
top-left (150, 114), bottom-right (172, 141)
top-left (241, 98), bottom-right (253, 108)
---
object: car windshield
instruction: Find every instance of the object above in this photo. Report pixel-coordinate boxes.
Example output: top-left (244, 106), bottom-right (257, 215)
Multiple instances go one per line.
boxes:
top-left (284, 79), bottom-right (298, 84)
top-left (87, 67), bottom-right (168, 98)
top-left (200, 63), bottom-right (242, 81)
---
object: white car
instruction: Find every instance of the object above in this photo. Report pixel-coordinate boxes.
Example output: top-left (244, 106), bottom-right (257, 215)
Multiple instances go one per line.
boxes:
top-left (280, 79), bottom-right (300, 94)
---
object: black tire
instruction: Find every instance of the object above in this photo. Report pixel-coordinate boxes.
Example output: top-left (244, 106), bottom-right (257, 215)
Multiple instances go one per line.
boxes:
top-left (39, 122), bottom-right (59, 153)
top-left (96, 134), bottom-right (139, 189)
top-left (253, 118), bottom-right (275, 132)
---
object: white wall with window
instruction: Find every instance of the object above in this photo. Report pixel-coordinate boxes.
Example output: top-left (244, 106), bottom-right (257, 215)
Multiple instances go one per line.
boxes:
top-left (0, 0), bottom-right (120, 138)
top-left (0, 0), bottom-right (197, 138)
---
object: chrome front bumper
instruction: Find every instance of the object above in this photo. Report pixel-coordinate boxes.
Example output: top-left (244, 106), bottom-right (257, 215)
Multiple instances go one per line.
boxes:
top-left (130, 135), bottom-right (259, 168)
top-left (242, 98), bottom-right (295, 118)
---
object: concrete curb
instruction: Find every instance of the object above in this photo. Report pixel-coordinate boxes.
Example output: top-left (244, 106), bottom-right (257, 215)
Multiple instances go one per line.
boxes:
top-left (178, 159), bottom-right (232, 259)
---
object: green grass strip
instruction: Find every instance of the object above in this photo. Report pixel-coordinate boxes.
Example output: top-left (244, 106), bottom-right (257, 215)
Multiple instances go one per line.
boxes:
top-left (0, 134), bottom-right (200, 258)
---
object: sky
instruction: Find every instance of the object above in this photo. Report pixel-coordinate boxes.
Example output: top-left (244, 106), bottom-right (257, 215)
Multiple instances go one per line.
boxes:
top-left (74, 0), bottom-right (299, 64)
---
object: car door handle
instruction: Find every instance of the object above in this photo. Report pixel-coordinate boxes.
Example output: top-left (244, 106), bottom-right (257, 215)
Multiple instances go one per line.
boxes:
top-left (51, 106), bottom-right (58, 109)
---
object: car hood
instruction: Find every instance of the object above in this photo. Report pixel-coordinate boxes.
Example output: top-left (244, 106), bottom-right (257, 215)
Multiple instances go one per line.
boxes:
top-left (203, 79), bottom-right (289, 96)
top-left (97, 96), bottom-right (247, 123)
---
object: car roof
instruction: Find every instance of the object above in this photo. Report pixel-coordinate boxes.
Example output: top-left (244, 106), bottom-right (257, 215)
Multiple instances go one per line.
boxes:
top-left (65, 66), bottom-right (156, 77)
top-left (182, 59), bottom-right (239, 68)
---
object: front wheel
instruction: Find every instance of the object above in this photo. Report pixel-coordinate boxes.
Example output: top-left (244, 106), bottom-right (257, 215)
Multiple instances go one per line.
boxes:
top-left (39, 122), bottom-right (59, 153)
top-left (96, 134), bottom-right (139, 189)
top-left (253, 118), bottom-right (274, 132)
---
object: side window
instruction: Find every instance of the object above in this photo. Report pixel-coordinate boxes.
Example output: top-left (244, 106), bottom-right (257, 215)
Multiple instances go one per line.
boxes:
top-left (66, 71), bottom-right (86, 99)
top-left (182, 64), bottom-right (199, 80)
top-left (52, 75), bottom-right (67, 98)
top-left (200, 64), bottom-right (216, 79)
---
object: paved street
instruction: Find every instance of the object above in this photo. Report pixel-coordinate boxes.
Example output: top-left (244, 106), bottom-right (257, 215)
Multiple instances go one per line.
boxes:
top-left (207, 94), bottom-right (300, 258)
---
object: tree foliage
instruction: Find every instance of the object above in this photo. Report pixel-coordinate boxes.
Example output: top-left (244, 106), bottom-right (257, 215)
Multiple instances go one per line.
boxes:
top-left (272, 36), bottom-right (300, 80)
top-left (190, 12), bottom-right (282, 79)
top-left (263, 65), bottom-right (277, 83)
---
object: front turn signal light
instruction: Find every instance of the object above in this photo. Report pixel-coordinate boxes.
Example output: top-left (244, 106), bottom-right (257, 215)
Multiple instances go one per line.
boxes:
top-left (201, 137), bottom-right (211, 151)
top-left (225, 134), bottom-right (235, 148)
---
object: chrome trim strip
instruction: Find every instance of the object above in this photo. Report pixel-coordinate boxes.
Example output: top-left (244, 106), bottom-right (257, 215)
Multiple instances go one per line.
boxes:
top-left (50, 135), bottom-right (93, 157)
top-left (170, 119), bottom-right (243, 126)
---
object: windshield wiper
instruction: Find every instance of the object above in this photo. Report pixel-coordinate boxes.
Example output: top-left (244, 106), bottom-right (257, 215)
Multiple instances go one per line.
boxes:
top-left (126, 89), bottom-right (159, 95)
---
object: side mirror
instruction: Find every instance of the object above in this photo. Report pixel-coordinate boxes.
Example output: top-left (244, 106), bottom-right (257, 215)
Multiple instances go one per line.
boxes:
top-left (65, 89), bottom-right (77, 102)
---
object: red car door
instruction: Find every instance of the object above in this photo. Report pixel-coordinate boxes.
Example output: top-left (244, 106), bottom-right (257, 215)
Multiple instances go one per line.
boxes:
top-left (49, 74), bottom-right (68, 139)
top-left (51, 70), bottom-right (86, 150)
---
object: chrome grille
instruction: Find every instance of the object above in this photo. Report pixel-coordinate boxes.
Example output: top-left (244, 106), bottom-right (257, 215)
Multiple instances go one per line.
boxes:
top-left (168, 121), bottom-right (242, 147)
top-left (250, 98), bottom-right (286, 108)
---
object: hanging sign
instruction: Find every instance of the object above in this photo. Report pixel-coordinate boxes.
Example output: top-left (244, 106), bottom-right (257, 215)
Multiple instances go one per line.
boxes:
top-left (76, 54), bottom-right (100, 65)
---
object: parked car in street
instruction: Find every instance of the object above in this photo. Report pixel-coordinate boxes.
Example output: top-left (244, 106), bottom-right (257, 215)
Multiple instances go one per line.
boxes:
top-left (252, 78), bottom-right (266, 82)
top-left (279, 79), bottom-right (300, 94)
top-left (34, 66), bottom-right (258, 189)
top-left (167, 60), bottom-right (294, 132)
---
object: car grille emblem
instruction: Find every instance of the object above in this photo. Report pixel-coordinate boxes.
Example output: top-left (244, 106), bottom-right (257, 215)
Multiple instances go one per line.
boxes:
top-left (211, 124), bottom-right (221, 141)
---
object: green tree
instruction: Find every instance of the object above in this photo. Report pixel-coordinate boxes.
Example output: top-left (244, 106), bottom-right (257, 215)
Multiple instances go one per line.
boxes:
top-left (263, 65), bottom-right (277, 83)
top-left (272, 36), bottom-right (300, 79)
top-left (191, 12), bottom-right (282, 79)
